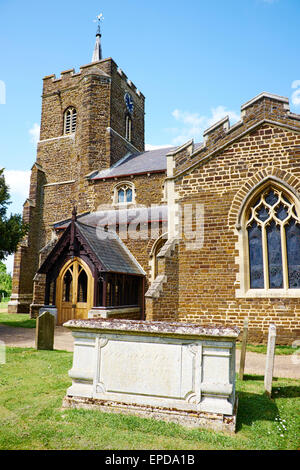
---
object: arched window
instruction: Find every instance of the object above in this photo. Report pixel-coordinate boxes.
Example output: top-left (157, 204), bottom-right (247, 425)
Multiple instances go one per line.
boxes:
top-left (149, 234), bottom-right (168, 281)
top-left (64, 107), bottom-right (77, 134)
top-left (125, 114), bottom-right (132, 142)
top-left (244, 186), bottom-right (300, 292)
top-left (114, 182), bottom-right (135, 205)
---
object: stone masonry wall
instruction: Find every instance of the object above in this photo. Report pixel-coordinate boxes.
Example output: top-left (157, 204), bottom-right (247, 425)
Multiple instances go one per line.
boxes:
top-left (145, 240), bottom-right (179, 322)
top-left (91, 172), bottom-right (166, 209)
top-left (174, 120), bottom-right (300, 344)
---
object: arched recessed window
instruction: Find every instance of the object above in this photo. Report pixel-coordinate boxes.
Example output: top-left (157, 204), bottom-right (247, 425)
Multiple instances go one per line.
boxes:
top-left (125, 114), bottom-right (132, 142)
top-left (244, 186), bottom-right (300, 293)
top-left (64, 107), bottom-right (77, 134)
top-left (114, 182), bottom-right (135, 205)
top-left (150, 234), bottom-right (168, 281)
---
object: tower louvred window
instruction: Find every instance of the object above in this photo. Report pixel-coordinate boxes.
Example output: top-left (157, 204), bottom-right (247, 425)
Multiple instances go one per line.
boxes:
top-left (125, 114), bottom-right (132, 142)
top-left (64, 107), bottom-right (77, 134)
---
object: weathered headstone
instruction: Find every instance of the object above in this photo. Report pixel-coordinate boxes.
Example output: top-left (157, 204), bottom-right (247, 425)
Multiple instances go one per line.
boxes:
top-left (36, 311), bottom-right (55, 350)
top-left (239, 318), bottom-right (249, 380)
top-left (264, 323), bottom-right (276, 397)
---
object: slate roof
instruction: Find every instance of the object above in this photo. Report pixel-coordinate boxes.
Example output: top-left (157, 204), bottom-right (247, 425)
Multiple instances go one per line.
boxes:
top-left (53, 205), bottom-right (168, 230)
top-left (89, 144), bottom-right (205, 180)
top-left (38, 219), bottom-right (145, 276)
top-left (75, 221), bottom-right (145, 275)
top-left (89, 147), bottom-right (175, 179)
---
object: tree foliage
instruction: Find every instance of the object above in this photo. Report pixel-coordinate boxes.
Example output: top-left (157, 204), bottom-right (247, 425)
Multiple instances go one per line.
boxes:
top-left (0, 261), bottom-right (12, 297)
top-left (0, 168), bottom-right (27, 262)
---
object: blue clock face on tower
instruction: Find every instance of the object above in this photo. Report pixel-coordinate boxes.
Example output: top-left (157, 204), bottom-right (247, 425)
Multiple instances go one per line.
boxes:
top-left (124, 92), bottom-right (134, 114)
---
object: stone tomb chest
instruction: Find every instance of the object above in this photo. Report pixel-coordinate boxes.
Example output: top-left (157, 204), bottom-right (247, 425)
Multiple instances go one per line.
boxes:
top-left (62, 319), bottom-right (240, 432)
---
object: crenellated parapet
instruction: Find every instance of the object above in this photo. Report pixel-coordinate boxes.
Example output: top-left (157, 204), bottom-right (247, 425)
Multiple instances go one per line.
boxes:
top-left (168, 92), bottom-right (300, 179)
top-left (42, 58), bottom-right (144, 101)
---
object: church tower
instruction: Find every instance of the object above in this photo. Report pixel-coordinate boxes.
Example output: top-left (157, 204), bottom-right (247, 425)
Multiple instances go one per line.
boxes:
top-left (8, 21), bottom-right (145, 314)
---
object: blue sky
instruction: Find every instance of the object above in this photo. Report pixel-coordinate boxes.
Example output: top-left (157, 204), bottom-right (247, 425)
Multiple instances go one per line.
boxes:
top-left (1, 0), bottom-right (300, 272)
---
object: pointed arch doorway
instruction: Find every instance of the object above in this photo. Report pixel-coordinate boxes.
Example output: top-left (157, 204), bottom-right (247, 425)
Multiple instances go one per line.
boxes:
top-left (56, 257), bottom-right (94, 325)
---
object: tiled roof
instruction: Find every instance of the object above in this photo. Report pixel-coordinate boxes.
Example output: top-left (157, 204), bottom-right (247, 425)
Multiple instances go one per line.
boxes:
top-left (89, 147), bottom-right (175, 179)
top-left (75, 221), bottom-right (145, 275)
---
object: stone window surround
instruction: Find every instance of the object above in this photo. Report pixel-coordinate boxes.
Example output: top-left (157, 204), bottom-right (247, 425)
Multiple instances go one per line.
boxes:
top-left (235, 179), bottom-right (300, 299)
top-left (63, 106), bottom-right (77, 135)
top-left (149, 232), bottom-right (168, 282)
top-left (112, 180), bottom-right (136, 207)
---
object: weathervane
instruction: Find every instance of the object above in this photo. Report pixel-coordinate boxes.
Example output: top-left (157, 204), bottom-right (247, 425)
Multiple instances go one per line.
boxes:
top-left (93, 13), bottom-right (104, 36)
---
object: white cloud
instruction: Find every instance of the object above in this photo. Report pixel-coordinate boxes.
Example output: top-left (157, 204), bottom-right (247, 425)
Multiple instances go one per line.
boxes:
top-left (291, 80), bottom-right (300, 107)
top-left (3, 170), bottom-right (31, 200)
top-left (170, 105), bottom-right (240, 146)
top-left (29, 123), bottom-right (40, 146)
top-left (145, 144), bottom-right (172, 151)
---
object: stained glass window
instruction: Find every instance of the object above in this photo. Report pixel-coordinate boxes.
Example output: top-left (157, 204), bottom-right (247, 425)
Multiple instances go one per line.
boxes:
top-left (267, 221), bottom-right (283, 288)
top-left (248, 222), bottom-right (264, 288)
top-left (246, 187), bottom-right (300, 290)
top-left (286, 220), bottom-right (300, 288)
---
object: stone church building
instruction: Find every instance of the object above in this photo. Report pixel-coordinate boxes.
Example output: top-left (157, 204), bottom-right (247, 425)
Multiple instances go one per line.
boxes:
top-left (8, 29), bottom-right (300, 344)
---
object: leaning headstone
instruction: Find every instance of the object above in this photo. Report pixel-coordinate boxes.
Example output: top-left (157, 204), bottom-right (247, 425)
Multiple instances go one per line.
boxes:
top-left (264, 323), bottom-right (276, 398)
top-left (239, 318), bottom-right (249, 380)
top-left (0, 340), bottom-right (5, 364)
top-left (36, 311), bottom-right (55, 350)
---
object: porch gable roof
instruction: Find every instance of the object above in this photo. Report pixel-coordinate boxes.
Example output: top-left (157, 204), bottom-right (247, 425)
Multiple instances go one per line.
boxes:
top-left (38, 220), bottom-right (145, 277)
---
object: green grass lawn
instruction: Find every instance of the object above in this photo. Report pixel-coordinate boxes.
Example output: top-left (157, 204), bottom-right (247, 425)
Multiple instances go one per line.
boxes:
top-left (236, 342), bottom-right (295, 355)
top-left (0, 312), bottom-right (36, 328)
top-left (0, 347), bottom-right (299, 450)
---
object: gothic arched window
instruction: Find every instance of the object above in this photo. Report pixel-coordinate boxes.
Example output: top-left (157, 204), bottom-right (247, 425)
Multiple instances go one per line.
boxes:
top-left (64, 107), bottom-right (77, 134)
top-left (114, 182), bottom-right (135, 205)
top-left (246, 186), bottom-right (300, 291)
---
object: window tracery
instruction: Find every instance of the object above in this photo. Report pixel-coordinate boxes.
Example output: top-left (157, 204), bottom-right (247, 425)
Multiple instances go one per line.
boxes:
top-left (246, 187), bottom-right (300, 290)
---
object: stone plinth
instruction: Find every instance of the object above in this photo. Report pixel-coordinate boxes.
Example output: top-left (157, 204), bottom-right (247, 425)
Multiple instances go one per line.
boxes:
top-left (88, 306), bottom-right (141, 320)
top-left (62, 319), bottom-right (240, 432)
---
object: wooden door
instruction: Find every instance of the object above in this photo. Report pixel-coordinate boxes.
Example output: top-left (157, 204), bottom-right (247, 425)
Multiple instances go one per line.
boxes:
top-left (56, 258), bottom-right (94, 325)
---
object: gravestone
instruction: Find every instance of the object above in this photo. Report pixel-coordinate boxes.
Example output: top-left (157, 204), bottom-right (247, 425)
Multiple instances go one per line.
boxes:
top-left (264, 323), bottom-right (276, 397)
top-left (62, 319), bottom-right (240, 433)
top-left (239, 318), bottom-right (249, 380)
top-left (36, 311), bottom-right (55, 350)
